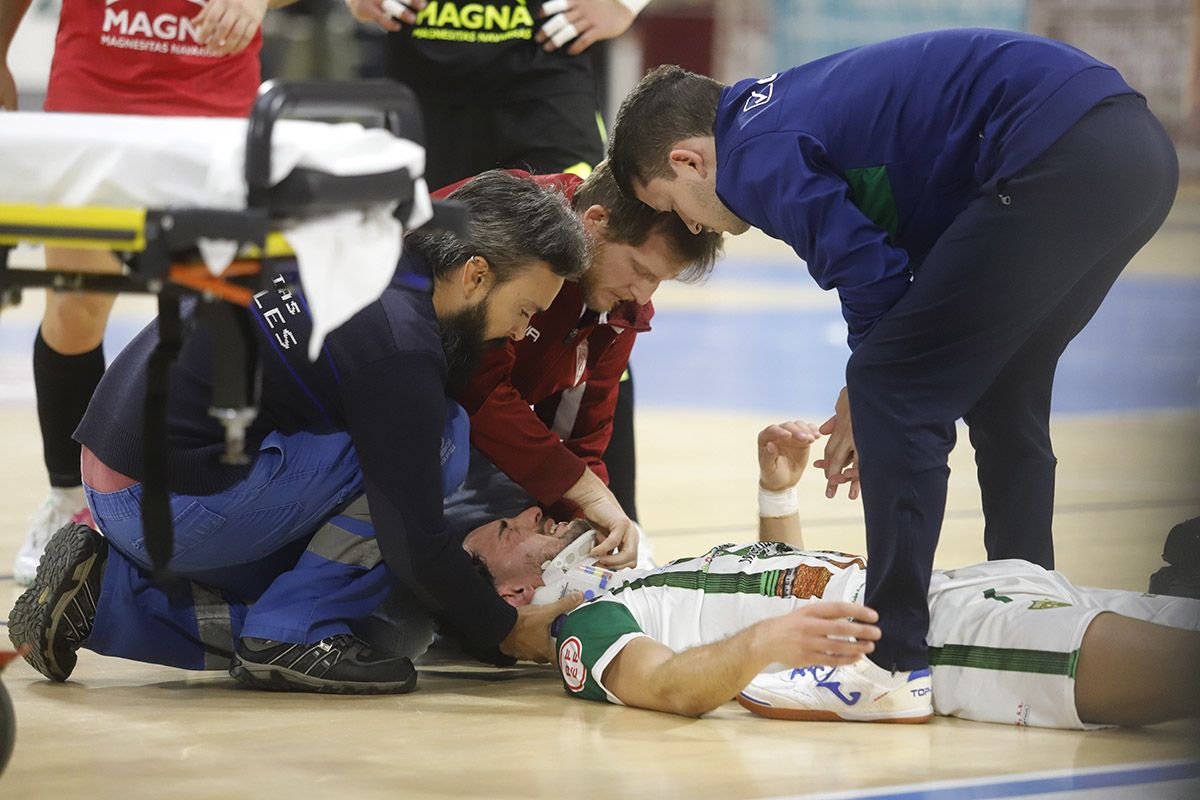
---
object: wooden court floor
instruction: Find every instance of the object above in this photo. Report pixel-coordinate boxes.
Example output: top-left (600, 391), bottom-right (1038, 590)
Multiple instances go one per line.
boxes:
top-left (2, 191), bottom-right (1199, 797)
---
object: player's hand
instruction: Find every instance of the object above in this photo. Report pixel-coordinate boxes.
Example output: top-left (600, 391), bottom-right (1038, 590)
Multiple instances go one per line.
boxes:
top-left (756, 602), bottom-right (880, 667)
top-left (0, 63), bottom-right (17, 111)
top-left (537, 0), bottom-right (636, 56)
top-left (587, 516), bottom-right (639, 570)
top-left (195, 0), bottom-right (268, 56)
top-left (345, 0), bottom-right (424, 32)
top-left (813, 386), bottom-right (860, 500)
top-left (499, 591), bottom-right (583, 662)
top-left (758, 420), bottom-right (821, 492)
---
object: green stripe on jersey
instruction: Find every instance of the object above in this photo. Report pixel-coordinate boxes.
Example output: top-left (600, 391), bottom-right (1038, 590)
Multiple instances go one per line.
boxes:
top-left (929, 644), bottom-right (1080, 678)
top-left (610, 569), bottom-right (785, 598)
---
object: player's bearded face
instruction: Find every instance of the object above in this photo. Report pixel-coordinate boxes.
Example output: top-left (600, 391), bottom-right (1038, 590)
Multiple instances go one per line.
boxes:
top-left (440, 291), bottom-right (507, 395)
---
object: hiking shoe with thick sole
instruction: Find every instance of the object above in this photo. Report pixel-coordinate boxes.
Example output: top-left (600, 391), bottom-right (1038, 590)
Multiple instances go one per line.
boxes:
top-left (738, 659), bottom-right (933, 723)
top-left (8, 522), bottom-right (107, 681)
top-left (229, 634), bottom-right (418, 695)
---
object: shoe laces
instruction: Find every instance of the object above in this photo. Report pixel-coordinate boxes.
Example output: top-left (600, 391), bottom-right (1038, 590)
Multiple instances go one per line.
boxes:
top-left (788, 664), bottom-right (839, 682)
top-left (322, 633), bottom-right (366, 654)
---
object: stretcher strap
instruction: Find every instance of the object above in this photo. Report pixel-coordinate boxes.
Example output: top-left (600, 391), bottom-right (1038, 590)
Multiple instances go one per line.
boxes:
top-left (142, 293), bottom-right (182, 589)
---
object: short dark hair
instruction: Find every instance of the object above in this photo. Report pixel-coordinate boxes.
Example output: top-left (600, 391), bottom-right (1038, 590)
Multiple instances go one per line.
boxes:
top-left (609, 65), bottom-right (724, 198)
top-left (573, 161), bottom-right (722, 283)
top-left (407, 170), bottom-right (589, 284)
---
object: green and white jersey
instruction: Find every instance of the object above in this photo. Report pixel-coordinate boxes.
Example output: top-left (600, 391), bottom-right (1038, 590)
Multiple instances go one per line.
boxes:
top-left (555, 547), bottom-right (1200, 729)
top-left (555, 542), bottom-right (867, 704)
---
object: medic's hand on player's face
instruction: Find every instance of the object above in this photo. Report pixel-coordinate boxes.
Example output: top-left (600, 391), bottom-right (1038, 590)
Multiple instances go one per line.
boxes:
top-left (586, 514), bottom-right (639, 570)
top-left (0, 63), bottom-right (17, 112)
top-left (813, 386), bottom-right (861, 501)
top-left (758, 420), bottom-right (822, 492)
top-left (563, 466), bottom-right (639, 569)
top-left (345, 0), bottom-right (425, 32)
top-left (537, 0), bottom-right (636, 56)
top-left (499, 591), bottom-right (583, 662)
top-left (755, 602), bottom-right (880, 668)
top-left (194, 0), bottom-right (268, 56)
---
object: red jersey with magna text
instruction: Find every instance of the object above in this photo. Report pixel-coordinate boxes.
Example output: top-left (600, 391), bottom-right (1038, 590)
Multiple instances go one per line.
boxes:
top-left (44, 0), bottom-right (261, 116)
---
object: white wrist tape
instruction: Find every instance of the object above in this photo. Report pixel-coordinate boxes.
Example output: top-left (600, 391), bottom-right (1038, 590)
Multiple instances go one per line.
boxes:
top-left (758, 485), bottom-right (799, 518)
top-left (617, 0), bottom-right (651, 14)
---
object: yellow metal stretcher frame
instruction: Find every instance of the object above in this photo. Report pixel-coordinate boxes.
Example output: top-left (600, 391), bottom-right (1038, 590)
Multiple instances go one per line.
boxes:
top-left (0, 203), bottom-right (296, 306)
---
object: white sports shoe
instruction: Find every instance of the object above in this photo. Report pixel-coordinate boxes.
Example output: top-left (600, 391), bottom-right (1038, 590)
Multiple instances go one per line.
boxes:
top-left (13, 487), bottom-right (96, 586)
top-left (738, 659), bottom-right (934, 724)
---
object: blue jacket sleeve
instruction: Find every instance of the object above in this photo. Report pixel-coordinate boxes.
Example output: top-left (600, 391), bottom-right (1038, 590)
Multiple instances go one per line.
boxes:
top-left (720, 131), bottom-right (912, 349)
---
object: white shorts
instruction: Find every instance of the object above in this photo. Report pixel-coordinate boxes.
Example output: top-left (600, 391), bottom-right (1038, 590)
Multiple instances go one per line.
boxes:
top-left (926, 560), bottom-right (1200, 728)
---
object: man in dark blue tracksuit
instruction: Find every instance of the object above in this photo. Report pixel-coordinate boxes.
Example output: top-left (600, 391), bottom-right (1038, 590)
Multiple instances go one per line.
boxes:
top-left (9, 172), bottom-right (590, 693)
top-left (607, 29), bottom-right (1179, 719)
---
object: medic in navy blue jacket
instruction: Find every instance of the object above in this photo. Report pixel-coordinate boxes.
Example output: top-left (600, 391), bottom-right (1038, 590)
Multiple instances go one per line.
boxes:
top-left (609, 28), bottom-right (1178, 719)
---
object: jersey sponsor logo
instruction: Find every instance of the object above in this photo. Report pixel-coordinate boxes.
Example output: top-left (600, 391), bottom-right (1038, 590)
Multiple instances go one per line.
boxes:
top-left (559, 636), bottom-right (587, 692)
top-left (1028, 599), bottom-right (1072, 610)
top-left (524, 325), bottom-right (540, 342)
top-left (775, 564), bottom-right (833, 600)
top-left (983, 587), bottom-right (1013, 603)
top-left (101, 0), bottom-right (221, 57)
top-left (412, 1), bottom-right (535, 44)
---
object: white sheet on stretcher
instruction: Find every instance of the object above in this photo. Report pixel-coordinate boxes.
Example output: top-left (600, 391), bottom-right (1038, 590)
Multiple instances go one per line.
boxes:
top-left (0, 112), bottom-right (435, 359)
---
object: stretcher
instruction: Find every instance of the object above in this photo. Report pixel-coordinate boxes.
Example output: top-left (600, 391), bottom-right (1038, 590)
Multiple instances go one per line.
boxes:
top-left (0, 80), bottom-right (464, 580)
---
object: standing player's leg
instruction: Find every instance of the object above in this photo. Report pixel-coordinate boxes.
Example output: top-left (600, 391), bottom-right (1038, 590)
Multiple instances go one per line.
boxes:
top-left (964, 192), bottom-right (1177, 569)
top-left (852, 94), bottom-right (1178, 675)
top-left (15, 248), bottom-right (121, 585)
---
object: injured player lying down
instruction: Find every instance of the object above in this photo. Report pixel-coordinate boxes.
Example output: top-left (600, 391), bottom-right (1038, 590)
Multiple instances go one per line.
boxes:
top-left (462, 421), bottom-right (1200, 728)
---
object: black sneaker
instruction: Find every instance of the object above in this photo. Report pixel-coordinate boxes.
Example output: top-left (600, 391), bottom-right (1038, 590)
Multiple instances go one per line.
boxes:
top-left (1148, 517), bottom-right (1200, 599)
top-left (8, 522), bottom-right (107, 681)
top-left (229, 634), bottom-right (418, 694)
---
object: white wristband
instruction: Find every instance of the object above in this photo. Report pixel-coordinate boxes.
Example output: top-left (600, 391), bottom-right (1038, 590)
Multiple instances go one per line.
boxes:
top-left (758, 485), bottom-right (799, 518)
top-left (617, 0), bottom-right (651, 15)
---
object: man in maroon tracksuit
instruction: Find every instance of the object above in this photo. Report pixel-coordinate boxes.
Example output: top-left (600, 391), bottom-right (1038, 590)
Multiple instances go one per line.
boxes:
top-left (435, 165), bottom-right (722, 569)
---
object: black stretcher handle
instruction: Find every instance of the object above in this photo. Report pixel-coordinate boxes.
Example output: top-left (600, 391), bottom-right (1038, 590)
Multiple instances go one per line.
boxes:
top-left (245, 79), bottom-right (426, 204)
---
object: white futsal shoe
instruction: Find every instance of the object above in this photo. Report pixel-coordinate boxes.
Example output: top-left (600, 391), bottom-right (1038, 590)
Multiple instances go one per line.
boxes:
top-left (737, 659), bottom-right (933, 724)
top-left (13, 487), bottom-right (95, 586)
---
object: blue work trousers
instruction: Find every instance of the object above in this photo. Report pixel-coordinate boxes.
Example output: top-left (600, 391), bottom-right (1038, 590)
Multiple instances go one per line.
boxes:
top-left (84, 430), bottom-right (385, 670)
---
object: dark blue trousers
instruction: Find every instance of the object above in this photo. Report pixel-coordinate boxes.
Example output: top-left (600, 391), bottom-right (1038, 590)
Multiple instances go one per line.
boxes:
top-left (82, 405), bottom-right (470, 670)
top-left (851, 95), bottom-right (1180, 670)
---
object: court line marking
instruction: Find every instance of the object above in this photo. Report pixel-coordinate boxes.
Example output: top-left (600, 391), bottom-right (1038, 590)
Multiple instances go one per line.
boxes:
top-left (766, 758), bottom-right (1200, 800)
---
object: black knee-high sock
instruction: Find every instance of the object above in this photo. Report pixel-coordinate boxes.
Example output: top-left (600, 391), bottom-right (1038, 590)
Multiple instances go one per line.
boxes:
top-left (33, 329), bottom-right (105, 488)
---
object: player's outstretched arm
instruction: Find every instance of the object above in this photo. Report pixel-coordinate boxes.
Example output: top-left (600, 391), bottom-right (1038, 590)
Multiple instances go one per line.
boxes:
top-left (603, 602), bottom-right (880, 717)
top-left (757, 420), bottom-right (821, 545)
